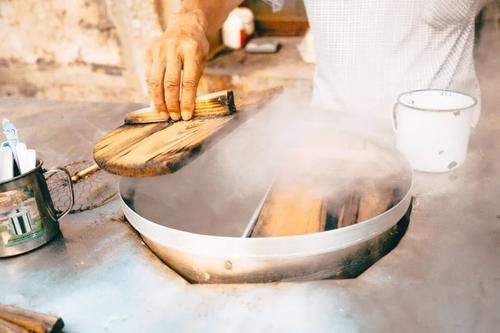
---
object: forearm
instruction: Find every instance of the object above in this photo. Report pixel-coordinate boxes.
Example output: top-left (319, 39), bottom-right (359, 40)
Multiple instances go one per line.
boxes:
top-left (181, 0), bottom-right (244, 35)
top-left (146, 0), bottom-right (243, 120)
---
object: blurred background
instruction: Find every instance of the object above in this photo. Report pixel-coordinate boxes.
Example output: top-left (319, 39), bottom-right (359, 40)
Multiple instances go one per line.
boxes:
top-left (0, 0), bottom-right (497, 104)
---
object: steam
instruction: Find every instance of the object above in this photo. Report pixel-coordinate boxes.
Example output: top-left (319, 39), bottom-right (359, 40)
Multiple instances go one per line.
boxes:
top-left (130, 87), bottom-right (411, 236)
top-left (209, 87), bottom-right (407, 200)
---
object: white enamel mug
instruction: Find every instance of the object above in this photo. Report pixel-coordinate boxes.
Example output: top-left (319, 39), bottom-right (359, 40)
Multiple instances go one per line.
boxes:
top-left (393, 89), bottom-right (477, 173)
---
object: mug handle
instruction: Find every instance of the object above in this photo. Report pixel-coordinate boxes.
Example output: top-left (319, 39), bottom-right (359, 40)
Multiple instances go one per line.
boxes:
top-left (44, 167), bottom-right (75, 219)
top-left (392, 103), bottom-right (399, 132)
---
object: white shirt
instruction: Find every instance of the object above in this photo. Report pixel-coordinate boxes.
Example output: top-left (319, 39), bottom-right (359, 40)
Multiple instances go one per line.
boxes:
top-left (302, 0), bottom-right (488, 125)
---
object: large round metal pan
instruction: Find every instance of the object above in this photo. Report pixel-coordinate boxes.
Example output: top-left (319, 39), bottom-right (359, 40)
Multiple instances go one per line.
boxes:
top-left (121, 190), bottom-right (412, 283)
top-left (119, 115), bottom-right (413, 283)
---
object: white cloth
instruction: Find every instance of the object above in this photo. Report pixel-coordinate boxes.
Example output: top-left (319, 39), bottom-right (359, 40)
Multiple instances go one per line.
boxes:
top-left (302, 0), bottom-right (488, 126)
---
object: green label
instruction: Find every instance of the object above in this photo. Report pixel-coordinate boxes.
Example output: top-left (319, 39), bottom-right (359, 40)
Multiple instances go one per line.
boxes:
top-left (0, 185), bottom-right (45, 247)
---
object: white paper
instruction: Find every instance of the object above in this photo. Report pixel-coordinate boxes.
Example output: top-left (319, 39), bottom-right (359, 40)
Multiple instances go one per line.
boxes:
top-left (0, 147), bottom-right (13, 182)
top-left (14, 143), bottom-right (36, 174)
top-left (261, 0), bottom-right (285, 12)
top-left (23, 149), bottom-right (36, 173)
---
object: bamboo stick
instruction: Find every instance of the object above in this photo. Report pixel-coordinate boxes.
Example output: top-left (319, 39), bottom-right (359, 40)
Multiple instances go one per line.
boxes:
top-left (70, 163), bottom-right (100, 182)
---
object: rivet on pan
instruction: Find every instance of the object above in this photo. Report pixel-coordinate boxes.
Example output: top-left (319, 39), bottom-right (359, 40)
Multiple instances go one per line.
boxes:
top-left (224, 260), bottom-right (233, 270)
top-left (203, 272), bottom-right (211, 281)
top-left (453, 111), bottom-right (461, 117)
top-left (448, 161), bottom-right (458, 170)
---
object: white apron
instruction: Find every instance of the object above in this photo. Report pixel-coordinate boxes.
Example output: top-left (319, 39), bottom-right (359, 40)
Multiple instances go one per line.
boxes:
top-left (301, 0), bottom-right (488, 126)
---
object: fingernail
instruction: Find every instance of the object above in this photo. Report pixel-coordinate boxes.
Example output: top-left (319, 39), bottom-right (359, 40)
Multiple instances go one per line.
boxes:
top-left (170, 113), bottom-right (181, 121)
top-left (181, 110), bottom-right (192, 121)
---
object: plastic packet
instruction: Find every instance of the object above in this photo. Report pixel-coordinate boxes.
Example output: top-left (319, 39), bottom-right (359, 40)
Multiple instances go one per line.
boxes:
top-left (261, 0), bottom-right (285, 12)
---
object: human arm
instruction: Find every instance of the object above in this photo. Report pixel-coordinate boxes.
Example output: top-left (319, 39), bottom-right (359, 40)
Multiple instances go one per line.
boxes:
top-left (145, 0), bottom-right (243, 121)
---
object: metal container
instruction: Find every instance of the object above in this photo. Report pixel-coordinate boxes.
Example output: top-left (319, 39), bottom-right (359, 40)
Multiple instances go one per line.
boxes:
top-left (0, 160), bottom-right (73, 257)
top-left (120, 134), bottom-right (413, 283)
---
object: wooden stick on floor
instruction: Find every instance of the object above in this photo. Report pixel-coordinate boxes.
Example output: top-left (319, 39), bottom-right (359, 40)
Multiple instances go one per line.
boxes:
top-left (0, 318), bottom-right (30, 333)
top-left (0, 310), bottom-right (45, 333)
top-left (0, 305), bottom-right (64, 333)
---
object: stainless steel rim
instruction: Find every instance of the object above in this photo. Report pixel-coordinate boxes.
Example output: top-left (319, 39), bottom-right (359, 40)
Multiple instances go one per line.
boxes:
top-left (120, 178), bottom-right (413, 259)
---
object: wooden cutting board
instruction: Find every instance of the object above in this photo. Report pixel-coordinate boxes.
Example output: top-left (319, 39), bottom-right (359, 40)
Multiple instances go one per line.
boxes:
top-left (93, 87), bottom-right (283, 177)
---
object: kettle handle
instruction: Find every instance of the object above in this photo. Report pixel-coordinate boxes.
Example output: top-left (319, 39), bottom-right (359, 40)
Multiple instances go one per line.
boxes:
top-left (44, 167), bottom-right (74, 219)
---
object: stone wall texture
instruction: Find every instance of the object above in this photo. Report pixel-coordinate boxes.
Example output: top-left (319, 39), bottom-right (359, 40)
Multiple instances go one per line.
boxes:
top-left (0, 0), bottom-right (180, 102)
top-left (0, 0), bottom-right (121, 66)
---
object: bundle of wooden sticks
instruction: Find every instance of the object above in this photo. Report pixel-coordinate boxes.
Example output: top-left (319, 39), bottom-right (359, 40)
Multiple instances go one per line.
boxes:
top-left (123, 90), bottom-right (237, 125)
top-left (0, 304), bottom-right (64, 333)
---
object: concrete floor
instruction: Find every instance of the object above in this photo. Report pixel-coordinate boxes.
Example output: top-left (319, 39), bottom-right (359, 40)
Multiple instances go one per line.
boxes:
top-left (1, 21), bottom-right (499, 333)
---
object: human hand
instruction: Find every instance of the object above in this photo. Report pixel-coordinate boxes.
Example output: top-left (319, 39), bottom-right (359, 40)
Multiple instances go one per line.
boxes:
top-left (145, 10), bottom-right (209, 121)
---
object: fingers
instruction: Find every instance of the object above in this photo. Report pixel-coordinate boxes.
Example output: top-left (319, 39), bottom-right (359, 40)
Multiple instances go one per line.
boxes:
top-left (145, 20), bottom-right (208, 122)
top-left (164, 49), bottom-right (182, 120)
top-left (180, 51), bottom-right (204, 120)
top-left (147, 45), bottom-right (168, 115)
